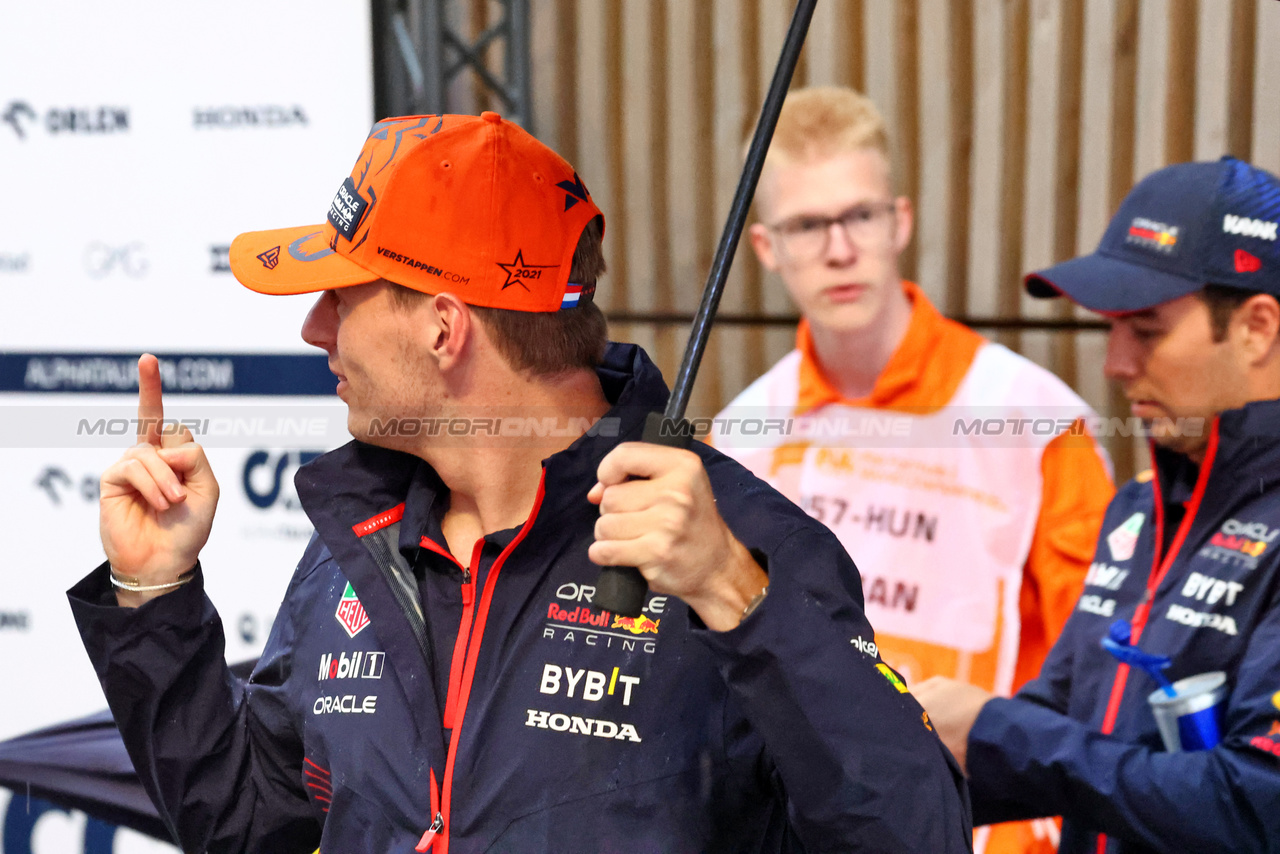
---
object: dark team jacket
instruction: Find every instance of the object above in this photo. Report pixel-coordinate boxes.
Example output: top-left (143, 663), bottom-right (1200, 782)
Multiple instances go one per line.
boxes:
top-left (70, 343), bottom-right (972, 854)
top-left (966, 399), bottom-right (1280, 853)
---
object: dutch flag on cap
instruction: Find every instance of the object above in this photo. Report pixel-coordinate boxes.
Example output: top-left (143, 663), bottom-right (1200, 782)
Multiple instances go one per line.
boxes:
top-left (560, 283), bottom-right (584, 309)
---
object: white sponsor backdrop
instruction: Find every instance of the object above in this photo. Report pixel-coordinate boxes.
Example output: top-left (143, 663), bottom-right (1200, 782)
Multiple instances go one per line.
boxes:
top-left (0, 2), bottom-right (373, 852)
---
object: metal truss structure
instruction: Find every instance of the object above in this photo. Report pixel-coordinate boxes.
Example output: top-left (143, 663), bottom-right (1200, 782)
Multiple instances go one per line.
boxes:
top-left (373, 0), bottom-right (533, 131)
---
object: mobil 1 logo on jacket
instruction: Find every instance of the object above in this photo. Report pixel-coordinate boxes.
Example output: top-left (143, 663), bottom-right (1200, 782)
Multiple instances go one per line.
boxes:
top-left (313, 649), bottom-right (384, 716)
top-left (312, 583), bottom-right (384, 716)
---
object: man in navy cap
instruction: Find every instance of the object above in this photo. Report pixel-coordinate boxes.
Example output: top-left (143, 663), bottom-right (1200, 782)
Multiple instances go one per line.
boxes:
top-left (916, 156), bottom-right (1280, 853)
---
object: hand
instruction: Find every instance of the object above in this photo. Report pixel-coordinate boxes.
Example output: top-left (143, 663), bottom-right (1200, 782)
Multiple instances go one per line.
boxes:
top-left (99, 354), bottom-right (219, 606)
top-left (587, 443), bottom-right (767, 631)
top-left (913, 676), bottom-right (994, 775)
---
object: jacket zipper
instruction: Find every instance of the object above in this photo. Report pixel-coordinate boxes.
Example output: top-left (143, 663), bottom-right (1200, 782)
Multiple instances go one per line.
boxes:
top-left (1094, 421), bottom-right (1220, 854)
top-left (413, 537), bottom-right (474, 846)
top-left (415, 770), bottom-right (444, 851)
top-left (433, 471), bottom-right (548, 854)
top-left (442, 546), bottom-right (481, 730)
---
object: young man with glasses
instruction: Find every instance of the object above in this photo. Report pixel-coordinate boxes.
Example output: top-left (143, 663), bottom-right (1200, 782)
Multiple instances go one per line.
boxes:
top-left (713, 86), bottom-right (1115, 854)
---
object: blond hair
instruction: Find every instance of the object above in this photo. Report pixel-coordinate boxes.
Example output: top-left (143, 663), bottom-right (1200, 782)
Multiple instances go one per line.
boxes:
top-left (760, 86), bottom-right (890, 171)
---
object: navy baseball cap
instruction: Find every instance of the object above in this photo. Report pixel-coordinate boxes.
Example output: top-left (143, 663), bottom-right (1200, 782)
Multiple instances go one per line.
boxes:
top-left (1026, 156), bottom-right (1280, 313)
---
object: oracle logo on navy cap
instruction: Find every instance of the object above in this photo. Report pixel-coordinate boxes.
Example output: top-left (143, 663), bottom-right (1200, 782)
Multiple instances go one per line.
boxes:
top-left (1026, 157), bottom-right (1280, 314)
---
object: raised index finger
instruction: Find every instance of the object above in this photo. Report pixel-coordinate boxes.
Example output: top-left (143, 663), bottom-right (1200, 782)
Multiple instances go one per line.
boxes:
top-left (137, 354), bottom-right (164, 446)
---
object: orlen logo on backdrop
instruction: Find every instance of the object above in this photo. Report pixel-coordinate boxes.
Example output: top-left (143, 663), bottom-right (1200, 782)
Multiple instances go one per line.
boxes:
top-left (2, 100), bottom-right (129, 141)
top-left (242, 450), bottom-right (324, 510)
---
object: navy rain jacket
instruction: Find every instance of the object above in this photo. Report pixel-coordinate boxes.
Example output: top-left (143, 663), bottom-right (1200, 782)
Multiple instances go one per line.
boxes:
top-left (967, 399), bottom-right (1280, 853)
top-left (71, 343), bottom-right (971, 854)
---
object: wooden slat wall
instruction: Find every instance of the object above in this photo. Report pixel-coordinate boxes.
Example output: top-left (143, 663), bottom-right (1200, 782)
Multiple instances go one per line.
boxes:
top-left (491, 0), bottom-right (1280, 481)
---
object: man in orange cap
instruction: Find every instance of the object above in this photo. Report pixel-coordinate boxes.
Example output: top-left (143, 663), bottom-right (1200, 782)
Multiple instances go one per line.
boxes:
top-left (70, 113), bottom-right (972, 853)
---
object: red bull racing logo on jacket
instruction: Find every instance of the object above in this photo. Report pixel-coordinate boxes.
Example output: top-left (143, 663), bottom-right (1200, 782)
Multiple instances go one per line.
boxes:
top-left (542, 605), bottom-right (660, 634)
top-left (335, 582), bottom-right (371, 638)
top-left (541, 582), bottom-right (666, 654)
top-left (1200, 518), bottom-right (1280, 569)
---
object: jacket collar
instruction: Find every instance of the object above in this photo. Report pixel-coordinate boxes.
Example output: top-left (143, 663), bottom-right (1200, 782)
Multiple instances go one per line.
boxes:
top-left (1151, 397), bottom-right (1280, 506)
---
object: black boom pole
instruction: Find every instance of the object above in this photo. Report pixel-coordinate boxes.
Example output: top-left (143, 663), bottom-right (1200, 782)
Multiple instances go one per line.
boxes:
top-left (592, 0), bottom-right (819, 617)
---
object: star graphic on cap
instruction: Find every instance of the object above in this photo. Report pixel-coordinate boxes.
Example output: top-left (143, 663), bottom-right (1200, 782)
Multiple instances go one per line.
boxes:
top-left (497, 250), bottom-right (559, 291)
top-left (556, 172), bottom-right (591, 211)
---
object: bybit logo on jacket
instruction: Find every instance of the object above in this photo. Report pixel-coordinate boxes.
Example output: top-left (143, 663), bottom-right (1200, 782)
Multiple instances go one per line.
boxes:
top-left (1179, 571), bottom-right (1244, 608)
top-left (526, 662), bottom-right (644, 742)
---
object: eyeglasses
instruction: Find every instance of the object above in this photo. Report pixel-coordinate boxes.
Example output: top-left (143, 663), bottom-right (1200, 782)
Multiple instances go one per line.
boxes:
top-left (766, 201), bottom-right (898, 262)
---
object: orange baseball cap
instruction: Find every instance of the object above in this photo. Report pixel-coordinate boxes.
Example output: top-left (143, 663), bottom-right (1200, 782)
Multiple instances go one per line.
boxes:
top-left (229, 112), bottom-right (604, 311)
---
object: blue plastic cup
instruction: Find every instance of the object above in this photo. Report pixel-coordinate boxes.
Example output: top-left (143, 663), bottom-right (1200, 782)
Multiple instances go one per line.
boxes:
top-left (1147, 672), bottom-right (1228, 752)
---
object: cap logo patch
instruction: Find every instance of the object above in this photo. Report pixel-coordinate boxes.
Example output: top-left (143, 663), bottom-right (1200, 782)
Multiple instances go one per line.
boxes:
top-left (1223, 214), bottom-right (1278, 242)
top-left (256, 246), bottom-right (281, 270)
top-left (328, 176), bottom-right (371, 241)
top-left (556, 172), bottom-right (590, 211)
top-left (1126, 218), bottom-right (1179, 253)
top-left (497, 249), bottom-right (558, 291)
top-left (1235, 249), bottom-right (1263, 274)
